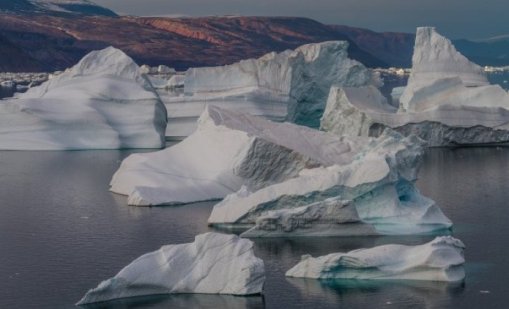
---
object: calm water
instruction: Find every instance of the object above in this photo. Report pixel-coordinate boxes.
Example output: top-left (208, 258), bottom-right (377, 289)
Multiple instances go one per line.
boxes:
top-left (1, 147), bottom-right (509, 309)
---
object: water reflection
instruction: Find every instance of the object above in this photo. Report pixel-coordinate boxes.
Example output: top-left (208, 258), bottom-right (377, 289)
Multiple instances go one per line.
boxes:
top-left (287, 277), bottom-right (465, 309)
top-left (2, 148), bottom-right (509, 308)
top-left (80, 294), bottom-right (265, 309)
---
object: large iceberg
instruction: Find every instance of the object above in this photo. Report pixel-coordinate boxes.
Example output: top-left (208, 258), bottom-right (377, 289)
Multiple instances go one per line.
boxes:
top-left (0, 47), bottom-right (167, 150)
top-left (286, 236), bottom-right (465, 282)
top-left (320, 27), bottom-right (509, 147)
top-left (111, 105), bottom-right (451, 235)
top-left (77, 233), bottom-right (265, 305)
top-left (111, 104), bottom-right (374, 206)
top-left (158, 41), bottom-right (375, 139)
top-left (208, 128), bottom-right (452, 236)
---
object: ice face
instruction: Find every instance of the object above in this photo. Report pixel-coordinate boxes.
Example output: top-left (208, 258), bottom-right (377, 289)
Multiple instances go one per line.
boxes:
top-left (286, 236), bottom-right (465, 282)
top-left (160, 41), bottom-right (375, 139)
top-left (0, 47), bottom-right (167, 150)
top-left (76, 233), bottom-right (265, 305)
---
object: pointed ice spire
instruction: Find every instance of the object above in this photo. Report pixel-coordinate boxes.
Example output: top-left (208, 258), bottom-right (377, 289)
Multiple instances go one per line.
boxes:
top-left (400, 27), bottom-right (489, 111)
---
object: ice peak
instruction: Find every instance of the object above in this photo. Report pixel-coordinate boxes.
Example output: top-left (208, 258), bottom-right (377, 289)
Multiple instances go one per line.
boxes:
top-left (411, 27), bottom-right (488, 87)
top-left (23, 46), bottom-right (151, 98)
top-left (399, 27), bottom-right (489, 111)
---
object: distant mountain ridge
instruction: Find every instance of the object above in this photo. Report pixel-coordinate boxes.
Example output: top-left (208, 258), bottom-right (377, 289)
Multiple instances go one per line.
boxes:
top-left (0, 1), bottom-right (508, 72)
top-left (0, 0), bottom-right (117, 16)
top-left (0, 14), bottom-right (387, 72)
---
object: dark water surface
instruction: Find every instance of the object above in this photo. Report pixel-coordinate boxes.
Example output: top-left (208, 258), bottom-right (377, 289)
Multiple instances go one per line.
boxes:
top-left (1, 147), bottom-right (509, 309)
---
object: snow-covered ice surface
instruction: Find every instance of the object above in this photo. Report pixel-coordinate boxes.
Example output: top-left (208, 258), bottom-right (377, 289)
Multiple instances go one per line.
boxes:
top-left (209, 128), bottom-right (452, 236)
top-left (321, 27), bottom-right (509, 147)
top-left (111, 105), bottom-right (370, 206)
top-left (158, 41), bottom-right (374, 139)
top-left (286, 236), bottom-right (465, 282)
top-left (76, 233), bottom-right (265, 305)
top-left (0, 47), bottom-right (167, 150)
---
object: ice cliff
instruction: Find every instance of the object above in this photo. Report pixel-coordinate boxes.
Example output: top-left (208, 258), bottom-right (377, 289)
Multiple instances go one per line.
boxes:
top-left (77, 233), bottom-right (265, 305)
top-left (158, 41), bottom-right (374, 139)
top-left (286, 236), bottom-right (465, 282)
top-left (321, 27), bottom-right (509, 147)
top-left (0, 47), bottom-right (167, 150)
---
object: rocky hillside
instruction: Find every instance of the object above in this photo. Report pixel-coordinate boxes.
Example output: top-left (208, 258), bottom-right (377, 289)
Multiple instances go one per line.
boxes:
top-left (0, 1), bottom-right (507, 72)
top-left (0, 14), bottom-right (387, 72)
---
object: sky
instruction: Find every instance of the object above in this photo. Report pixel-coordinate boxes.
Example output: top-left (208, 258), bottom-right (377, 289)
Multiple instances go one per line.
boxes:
top-left (93, 0), bottom-right (509, 40)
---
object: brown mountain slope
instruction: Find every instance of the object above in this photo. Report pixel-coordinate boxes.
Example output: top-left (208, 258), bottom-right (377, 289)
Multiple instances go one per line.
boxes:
top-left (0, 14), bottom-right (386, 72)
top-left (0, 33), bottom-right (43, 71)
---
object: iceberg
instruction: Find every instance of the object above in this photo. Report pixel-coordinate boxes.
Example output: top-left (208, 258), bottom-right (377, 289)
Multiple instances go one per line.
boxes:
top-left (209, 130), bottom-right (452, 236)
top-left (0, 47), bottom-right (167, 150)
top-left (76, 233), bottom-right (265, 305)
top-left (321, 27), bottom-right (509, 147)
top-left (285, 236), bottom-right (465, 282)
top-left (158, 41), bottom-right (375, 139)
top-left (111, 105), bottom-right (372, 206)
top-left (112, 105), bottom-right (451, 236)
top-left (399, 27), bottom-right (489, 110)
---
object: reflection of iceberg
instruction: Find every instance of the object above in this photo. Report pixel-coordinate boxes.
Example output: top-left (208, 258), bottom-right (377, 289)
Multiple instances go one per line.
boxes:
top-left (286, 236), bottom-right (465, 282)
top-left (158, 41), bottom-right (375, 139)
top-left (287, 276), bottom-right (464, 308)
top-left (321, 27), bottom-right (509, 147)
top-left (0, 47), bottom-right (167, 150)
top-left (79, 294), bottom-right (265, 309)
top-left (77, 233), bottom-right (265, 305)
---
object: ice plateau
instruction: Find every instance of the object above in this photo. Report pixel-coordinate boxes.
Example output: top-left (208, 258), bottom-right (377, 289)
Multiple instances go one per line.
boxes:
top-left (286, 236), bottom-right (465, 282)
top-left (320, 27), bottom-right (509, 147)
top-left (0, 47), bottom-right (167, 150)
top-left (156, 41), bottom-right (375, 139)
top-left (76, 233), bottom-right (265, 305)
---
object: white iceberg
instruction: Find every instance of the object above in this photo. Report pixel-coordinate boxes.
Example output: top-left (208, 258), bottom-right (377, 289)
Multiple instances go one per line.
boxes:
top-left (0, 47), bottom-right (167, 150)
top-left (76, 233), bottom-right (265, 305)
top-left (111, 105), bottom-right (372, 206)
top-left (399, 27), bottom-right (489, 111)
top-left (159, 41), bottom-right (375, 139)
top-left (321, 27), bottom-right (509, 147)
top-left (209, 130), bottom-right (452, 236)
top-left (286, 236), bottom-right (465, 282)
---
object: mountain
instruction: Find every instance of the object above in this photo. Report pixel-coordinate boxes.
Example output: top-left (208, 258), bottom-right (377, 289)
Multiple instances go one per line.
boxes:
top-left (452, 39), bottom-right (509, 67)
top-left (0, 0), bottom-right (117, 16)
top-left (0, 2), bottom-right (508, 73)
top-left (329, 25), bottom-right (415, 67)
top-left (0, 14), bottom-right (386, 72)
top-left (0, 33), bottom-right (43, 71)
